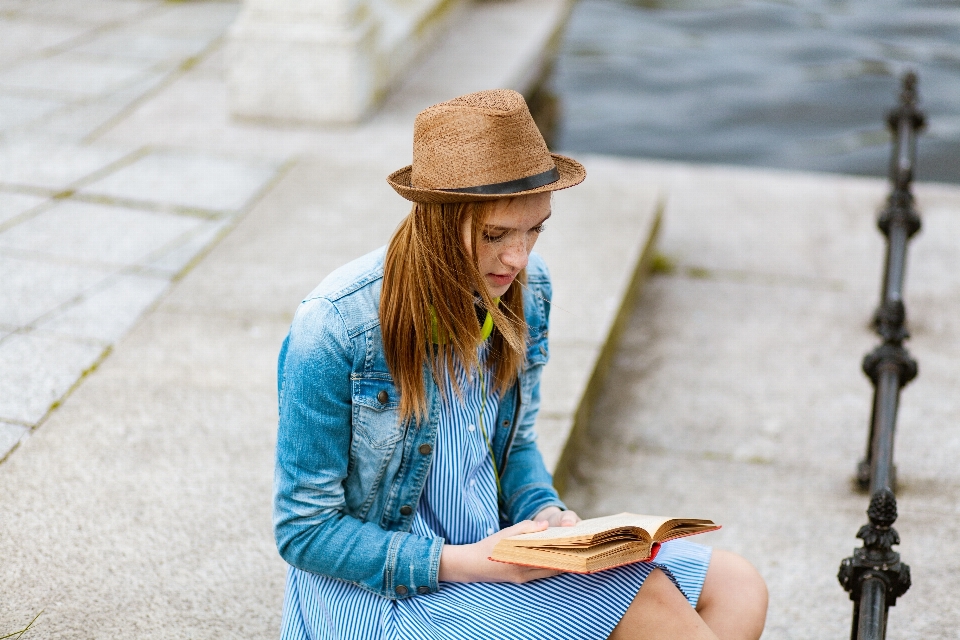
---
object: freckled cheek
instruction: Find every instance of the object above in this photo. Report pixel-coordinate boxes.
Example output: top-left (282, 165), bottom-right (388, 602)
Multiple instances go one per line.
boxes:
top-left (475, 244), bottom-right (497, 272)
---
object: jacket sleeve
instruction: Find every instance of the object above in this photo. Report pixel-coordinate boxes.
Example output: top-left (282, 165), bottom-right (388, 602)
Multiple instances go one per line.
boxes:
top-left (499, 261), bottom-right (567, 523)
top-left (273, 296), bottom-right (442, 600)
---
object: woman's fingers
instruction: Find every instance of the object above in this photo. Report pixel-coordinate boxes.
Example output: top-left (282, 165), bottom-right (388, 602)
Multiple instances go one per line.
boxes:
top-left (531, 506), bottom-right (581, 527)
top-left (492, 518), bottom-right (549, 540)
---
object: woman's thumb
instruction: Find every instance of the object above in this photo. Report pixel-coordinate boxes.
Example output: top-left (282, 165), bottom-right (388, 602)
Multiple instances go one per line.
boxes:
top-left (502, 519), bottom-right (550, 537)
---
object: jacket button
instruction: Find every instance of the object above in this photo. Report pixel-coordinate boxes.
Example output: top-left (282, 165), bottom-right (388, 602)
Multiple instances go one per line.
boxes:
top-left (400, 505), bottom-right (413, 516)
top-left (395, 585), bottom-right (408, 596)
top-left (417, 586), bottom-right (430, 595)
top-left (502, 420), bottom-right (509, 427)
top-left (377, 390), bottom-right (389, 404)
top-left (418, 443), bottom-right (432, 455)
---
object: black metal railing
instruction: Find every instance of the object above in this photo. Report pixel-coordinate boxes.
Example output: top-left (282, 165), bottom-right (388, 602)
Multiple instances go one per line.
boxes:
top-left (838, 72), bottom-right (925, 640)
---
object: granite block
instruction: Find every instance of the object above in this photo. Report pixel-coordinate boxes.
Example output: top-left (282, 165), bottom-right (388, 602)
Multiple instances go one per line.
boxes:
top-left (0, 331), bottom-right (104, 425)
top-left (0, 199), bottom-right (202, 267)
top-left (0, 140), bottom-right (130, 190)
top-left (81, 150), bottom-right (279, 213)
top-left (38, 273), bottom-right (169, 344)
top-left (0, 253), bottom-right (113, 326)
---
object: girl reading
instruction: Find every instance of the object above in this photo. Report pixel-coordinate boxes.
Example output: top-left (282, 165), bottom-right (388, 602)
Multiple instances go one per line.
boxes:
top-left (274, 89), bottom-right (767, 639)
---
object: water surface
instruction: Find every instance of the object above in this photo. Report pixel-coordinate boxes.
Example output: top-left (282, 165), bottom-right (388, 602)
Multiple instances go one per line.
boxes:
top-left (552, 0), bottom-right (960, 182)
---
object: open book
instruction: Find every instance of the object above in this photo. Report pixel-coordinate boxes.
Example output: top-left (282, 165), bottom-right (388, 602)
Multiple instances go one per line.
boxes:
top-left (490, 512), bottom-right (720, 574)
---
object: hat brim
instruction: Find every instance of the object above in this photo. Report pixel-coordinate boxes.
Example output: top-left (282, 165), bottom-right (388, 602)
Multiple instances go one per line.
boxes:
top-left (386, 154), bottom-right (586, 204)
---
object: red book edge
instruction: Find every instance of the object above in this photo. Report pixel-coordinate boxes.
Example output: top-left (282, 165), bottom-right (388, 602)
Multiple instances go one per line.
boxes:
top-left (487, 525), bottom-right (721, 575)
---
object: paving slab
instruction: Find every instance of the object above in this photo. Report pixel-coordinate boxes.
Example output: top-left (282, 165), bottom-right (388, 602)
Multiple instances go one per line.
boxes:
top-left (134, 0), bottom-right (239, 38)
top-left (145, 217), bottom-right (233, 276)
top-left (0, 190), bottom-right (46, 226)
top-left (0, 199), bottom-right (204, 266)
top-left (0, 331), bottom-right (105, 425)
top-left (0, 420), bottom-right (28, 460)
top-left (0, 140), bottom-right (132, 191)
top-left (37, 272), bottom-right (170, 344)
top-left (0, 94), bottom-right (63, 132)
top-left (72, 29), bottom-right (210, 64)
top-left (18, 71), bottom-right (169, 142)
top-left (0, 52), bottom-right (158, 100)
top-left (0, 253), bottom-right (115, 327)
top-left (81, 149), bottom-right (281, 213)
top-left (0, 16), bottom-right (90, 65)
top-left (15, 0), bottom-right (161, 25)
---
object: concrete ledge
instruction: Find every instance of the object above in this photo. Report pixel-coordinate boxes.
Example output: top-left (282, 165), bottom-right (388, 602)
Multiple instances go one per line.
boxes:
top-left (535, 154), bottom-right (663, 482)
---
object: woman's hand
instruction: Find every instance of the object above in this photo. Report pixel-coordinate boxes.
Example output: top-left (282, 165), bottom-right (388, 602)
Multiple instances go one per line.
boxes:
top-left (533, 506), bottom-right (581, 527)
top-left (438, 520), bottom-right (561, 584)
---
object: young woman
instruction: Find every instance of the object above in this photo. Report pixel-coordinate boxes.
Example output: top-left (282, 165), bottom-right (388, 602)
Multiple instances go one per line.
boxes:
top-left (274, 89), bottom-right (767, 639)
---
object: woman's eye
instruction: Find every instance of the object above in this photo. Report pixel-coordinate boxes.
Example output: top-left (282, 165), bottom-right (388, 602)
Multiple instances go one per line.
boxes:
top-left (483, 230), bottom-right (507, 242)
top-left (532, 223), bottom-right (545, 234)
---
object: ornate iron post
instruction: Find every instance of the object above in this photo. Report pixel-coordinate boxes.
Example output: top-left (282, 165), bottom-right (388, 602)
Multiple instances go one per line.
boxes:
top-left (840, 72), bottom-right (924, 639)
top-left (856, 72), bottom-right (925, 492)
top-left (838, 489), bottom-right (911, 640)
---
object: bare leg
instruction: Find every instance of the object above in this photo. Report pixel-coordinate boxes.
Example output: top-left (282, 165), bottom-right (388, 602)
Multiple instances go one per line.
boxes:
top-left (609, 568), bottom-right (719, 640)
top-left (696, 550), bottom-right (768, 640)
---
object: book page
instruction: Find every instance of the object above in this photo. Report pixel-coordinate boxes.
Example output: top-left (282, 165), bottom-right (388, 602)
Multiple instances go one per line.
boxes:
top-left (506, 513), bottom-right (676, 543)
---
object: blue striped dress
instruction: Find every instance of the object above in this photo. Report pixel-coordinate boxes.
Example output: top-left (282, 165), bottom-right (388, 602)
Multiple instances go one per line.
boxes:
top-left (280, 345), bottom-right (712, 639)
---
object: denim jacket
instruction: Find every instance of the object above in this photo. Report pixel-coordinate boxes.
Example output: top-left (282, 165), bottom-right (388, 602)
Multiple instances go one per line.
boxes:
top-left (274, 246), bottom-right (565, 600)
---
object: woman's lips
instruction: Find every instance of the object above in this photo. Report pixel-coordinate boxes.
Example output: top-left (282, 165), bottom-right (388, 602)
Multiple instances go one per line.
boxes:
top-left (488, 273), bottom-right (516, 286)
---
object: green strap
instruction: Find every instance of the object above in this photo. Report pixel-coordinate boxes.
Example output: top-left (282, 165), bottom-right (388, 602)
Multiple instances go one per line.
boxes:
top-left (425, 299), bottom-right (502, 495)
top-left (429, 297), bottom-right (500, 344)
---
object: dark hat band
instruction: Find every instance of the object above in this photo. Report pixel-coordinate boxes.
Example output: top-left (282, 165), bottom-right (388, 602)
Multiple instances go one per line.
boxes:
top-left (438, 166), bottom-right (560, 195)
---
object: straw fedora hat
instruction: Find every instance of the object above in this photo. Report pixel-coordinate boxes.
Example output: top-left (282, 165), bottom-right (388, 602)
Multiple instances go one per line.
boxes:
top-left (387, 89), bottom-right (585, 203)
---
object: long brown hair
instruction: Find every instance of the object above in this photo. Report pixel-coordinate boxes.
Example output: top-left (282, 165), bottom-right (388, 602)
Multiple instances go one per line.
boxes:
top-left (381, 200), bottom-right (528, 422)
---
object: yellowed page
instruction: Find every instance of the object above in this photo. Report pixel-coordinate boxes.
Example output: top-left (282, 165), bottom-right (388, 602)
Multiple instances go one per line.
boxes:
top-left (505, 513), bottom-right (675, 546)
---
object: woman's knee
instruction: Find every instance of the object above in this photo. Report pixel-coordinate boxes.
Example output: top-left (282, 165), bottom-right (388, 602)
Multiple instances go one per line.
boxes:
top-left (611, 569), bottom-right (717, 640)
top-left (698, 550), bottom-right (768, 618)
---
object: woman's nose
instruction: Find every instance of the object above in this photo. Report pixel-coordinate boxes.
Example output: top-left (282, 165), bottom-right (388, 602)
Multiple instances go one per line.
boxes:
top-left (499, 235), bottom-right (530, 271)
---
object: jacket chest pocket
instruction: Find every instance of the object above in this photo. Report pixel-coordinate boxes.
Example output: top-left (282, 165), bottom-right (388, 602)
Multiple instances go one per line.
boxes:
top-left (352, 375), bottom-right (404, 449)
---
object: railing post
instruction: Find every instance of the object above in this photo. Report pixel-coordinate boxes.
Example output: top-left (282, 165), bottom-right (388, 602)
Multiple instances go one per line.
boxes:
top-left (841, 72), bottom-right (923, 638)
top-left (838, 489), bottom-right (911, 640)
top-left (856, 72), bottom-right (925, 492)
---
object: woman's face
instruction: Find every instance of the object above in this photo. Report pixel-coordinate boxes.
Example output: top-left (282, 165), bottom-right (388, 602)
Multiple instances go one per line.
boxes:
top-left (462, 192), bottom-right (552, 298)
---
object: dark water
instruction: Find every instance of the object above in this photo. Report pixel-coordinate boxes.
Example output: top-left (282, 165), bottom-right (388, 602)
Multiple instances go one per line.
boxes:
top-left (550, 0), bottom-right (960, 182)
